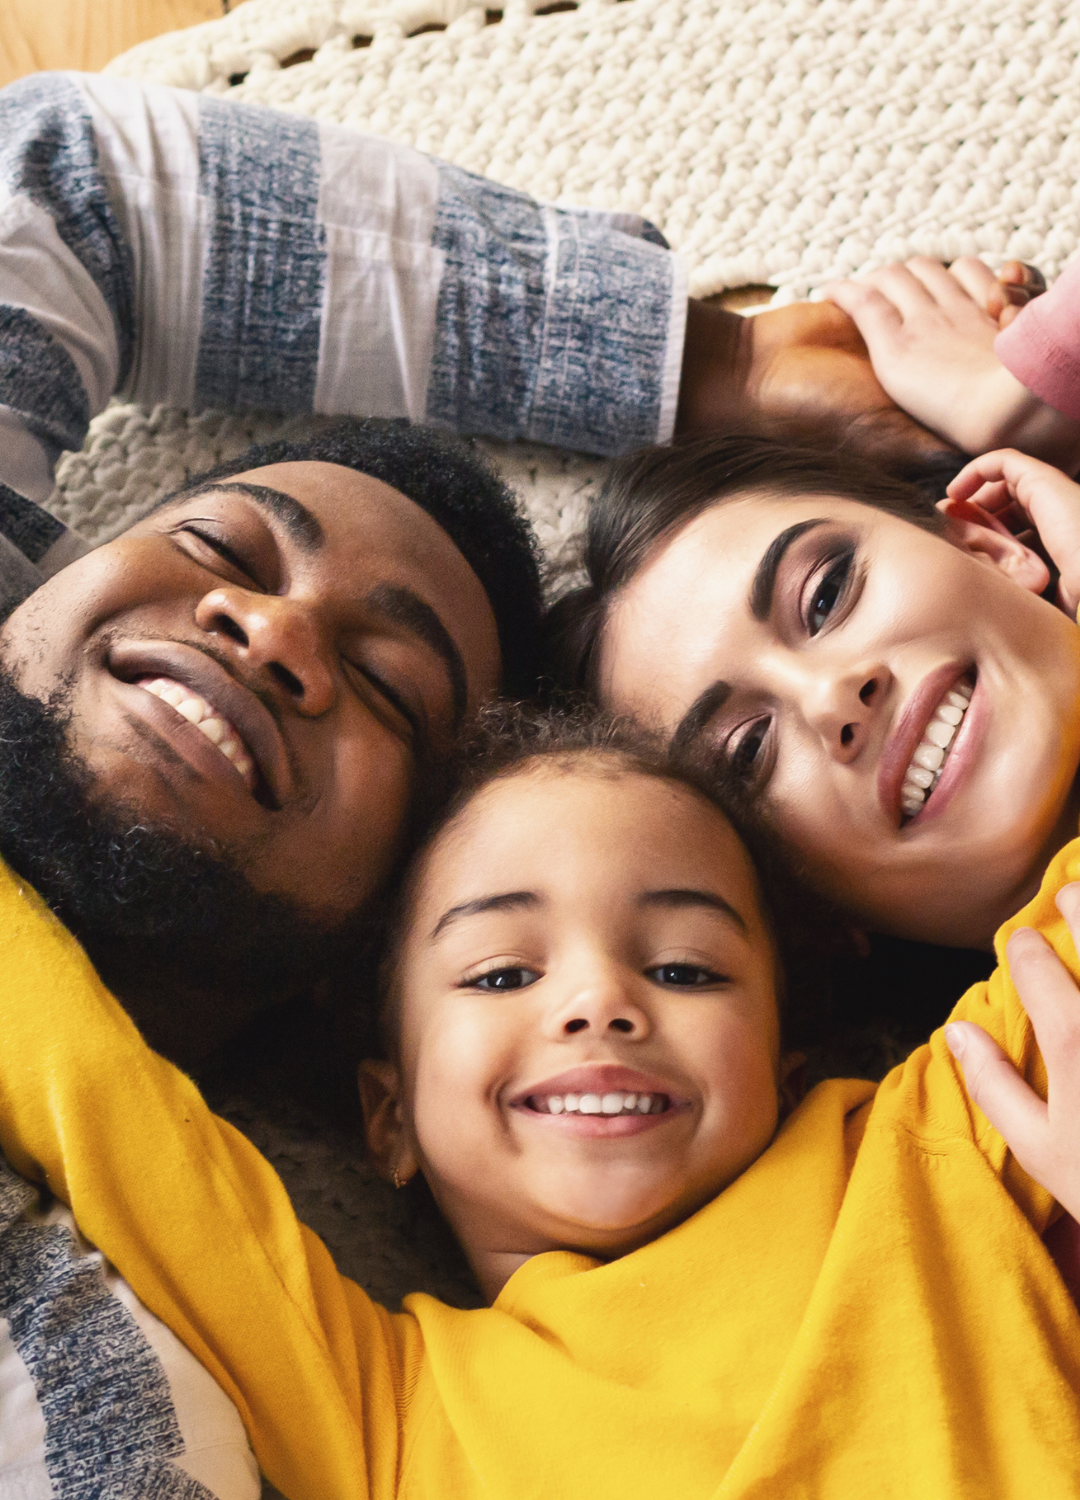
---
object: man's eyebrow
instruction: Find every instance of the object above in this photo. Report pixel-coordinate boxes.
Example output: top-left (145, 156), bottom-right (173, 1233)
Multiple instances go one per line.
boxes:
top-left (366, 583), bottom-right (468, 726)
top-left (639, 887), bottom-right (748, 935)
top-left (182, 482), bottom-right (324, 552)
top-left (431, 890), bottom-right (539, 939)
top-left (750, 518), bottom-right (826, 621)
top-left (671, 678), bottom-right (733, 755)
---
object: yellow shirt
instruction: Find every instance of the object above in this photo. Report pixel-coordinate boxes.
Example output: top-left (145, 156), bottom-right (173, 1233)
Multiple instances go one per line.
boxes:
top-left (0, 845), bottom-right (1078, 1499)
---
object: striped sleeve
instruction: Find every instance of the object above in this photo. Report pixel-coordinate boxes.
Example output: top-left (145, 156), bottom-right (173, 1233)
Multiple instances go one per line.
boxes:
top-left (0, 70), bottom-right (686, 599)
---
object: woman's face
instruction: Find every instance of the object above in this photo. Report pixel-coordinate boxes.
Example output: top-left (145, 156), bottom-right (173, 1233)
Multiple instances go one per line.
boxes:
top-left (598, 493), bottom-right (1080, 948)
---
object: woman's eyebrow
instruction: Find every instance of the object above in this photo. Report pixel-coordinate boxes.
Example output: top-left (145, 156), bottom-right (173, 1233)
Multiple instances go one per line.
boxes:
top-left (639, 887), bottom-right (748, 935)
top-left (431, 891), bottom-right (539, 939)
top-left (671, 678), bottom-right (732, 754)
top-left (183, 482), bottom-right (324, 552)
top-left (750, 518), bottom-right (826, 620)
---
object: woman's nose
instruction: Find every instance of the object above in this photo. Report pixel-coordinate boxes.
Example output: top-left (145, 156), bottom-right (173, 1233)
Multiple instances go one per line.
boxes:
top-left (795, 661), bottom-right (889, 762)
top-left (195, 587), bottom-right (336, 716)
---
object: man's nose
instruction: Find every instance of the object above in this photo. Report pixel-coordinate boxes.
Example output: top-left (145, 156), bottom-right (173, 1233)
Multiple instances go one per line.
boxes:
top-left (194, 587), bottom-right (336, 716)
top-left (785, 657), bottom-right (890, 763)
top-left (547, 968), bottom-right (652, 1040)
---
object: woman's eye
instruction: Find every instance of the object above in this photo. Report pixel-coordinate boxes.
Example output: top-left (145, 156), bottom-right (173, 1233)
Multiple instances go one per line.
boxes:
top-left (647, 963), bottom-right (723, 988)
top-left (469, 966), bottom-right (541, 992)
top-left (805, 548), bottom-right (854, 636)
top-left (728, 717), bottom-right (771, 781)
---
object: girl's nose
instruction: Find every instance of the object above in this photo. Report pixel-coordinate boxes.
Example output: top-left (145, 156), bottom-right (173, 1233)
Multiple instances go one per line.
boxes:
top-left (549, 970), bottom-right (652, 1040)
top-left (195, 587), bottom-right (336, 716)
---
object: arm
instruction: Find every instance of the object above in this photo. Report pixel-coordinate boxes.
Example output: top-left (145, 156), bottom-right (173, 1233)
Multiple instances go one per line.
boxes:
top-left (821, 256), bottom-right (1080, 468)
top-left (0, 858), bottom-right (401, 1500)
top-left (945, 881), bottom-right (1080, 1226)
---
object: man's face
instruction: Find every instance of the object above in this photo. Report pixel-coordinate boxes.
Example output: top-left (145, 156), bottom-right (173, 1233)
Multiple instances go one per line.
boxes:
top-left (0, 461), bottom-right (502, 921)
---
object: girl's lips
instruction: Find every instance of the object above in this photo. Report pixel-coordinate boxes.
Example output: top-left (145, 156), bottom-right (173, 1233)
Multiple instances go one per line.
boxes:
top-left (509, 1064), bottom-right (690, 1136)
top-left (878, 662), bottom-right (974, 826)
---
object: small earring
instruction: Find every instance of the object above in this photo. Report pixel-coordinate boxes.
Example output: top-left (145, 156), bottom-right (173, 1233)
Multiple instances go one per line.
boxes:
top-left (392, 1166), bottom-right (408, 1190)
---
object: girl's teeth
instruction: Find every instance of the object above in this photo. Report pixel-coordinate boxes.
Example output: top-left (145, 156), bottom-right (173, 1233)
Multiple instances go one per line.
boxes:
top-left (900, 678), bottom-right (973, 819)
top-left (534, 1091), bottom-right (665, 1116)
top-left (138, 678), bottom-right (254, 787)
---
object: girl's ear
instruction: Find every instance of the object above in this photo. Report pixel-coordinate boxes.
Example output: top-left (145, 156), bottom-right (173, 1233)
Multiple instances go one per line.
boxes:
top-left (778, 1051), bottom-right (808, 1119)
top-left (357, 1059), bottom-right (420, 1187)
top-left (938, 494), bottom-right (1051, 595)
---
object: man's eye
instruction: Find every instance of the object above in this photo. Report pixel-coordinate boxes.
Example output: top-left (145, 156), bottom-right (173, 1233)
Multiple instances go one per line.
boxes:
top-left (647, 963), bottom-right (723, 988)
top-left (176, 524), bottom-right (259, 584)
top-left (806, 547), bottom-right (854, 636)
top-left (469, 967), bottom-right (540, 992)
top-left (728, 717), bottom-right (770, 780)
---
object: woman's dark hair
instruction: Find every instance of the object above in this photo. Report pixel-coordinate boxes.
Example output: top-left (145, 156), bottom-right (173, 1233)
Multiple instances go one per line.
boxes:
top-left (166, 417), bottom-right (544, 698)
top-left (546, 434), bottom-right (957, 691)
top-left (373, 700), bottom-right (845, 1058)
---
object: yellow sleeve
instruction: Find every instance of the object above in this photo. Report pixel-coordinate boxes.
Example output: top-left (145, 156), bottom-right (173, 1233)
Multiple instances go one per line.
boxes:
top-left (0, 859), bottom-right (408, 1500)
top-left (874, 830), bottom-right (1080, 1228)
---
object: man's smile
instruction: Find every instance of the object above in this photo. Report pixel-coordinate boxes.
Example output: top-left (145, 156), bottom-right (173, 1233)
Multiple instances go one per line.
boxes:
top-left (107, 639), bottom-right (293, 810)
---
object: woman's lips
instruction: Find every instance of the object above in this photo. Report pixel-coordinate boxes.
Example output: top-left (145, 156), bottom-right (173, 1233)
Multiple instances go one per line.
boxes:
top-left (878, 662), bottom-right (974, 826)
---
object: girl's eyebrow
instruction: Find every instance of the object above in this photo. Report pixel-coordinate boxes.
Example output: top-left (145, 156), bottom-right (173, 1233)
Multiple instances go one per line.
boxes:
top-left (431, 890), bottom-right (539, 939)
top-left (750, 518), bottom-right (826, 620)
top-left (639, 887), bottom-right (748, 936)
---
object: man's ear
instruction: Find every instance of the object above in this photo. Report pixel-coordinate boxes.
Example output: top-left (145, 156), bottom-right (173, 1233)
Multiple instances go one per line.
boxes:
top-left (778, 1051), bottom-right (808, 1119)
top-left (357, 1059), bottom-right (420, 1187)
top-left (938, 494), bottom-right (1050, 595)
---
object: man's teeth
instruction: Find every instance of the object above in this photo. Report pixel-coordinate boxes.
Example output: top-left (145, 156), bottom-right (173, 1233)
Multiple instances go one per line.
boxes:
top-left (531, 1091), bottom-right (667, 1116)
top-left (139, 677), bottom-right (255, 787)
top-left (900, 680), bottom-right (972, 818)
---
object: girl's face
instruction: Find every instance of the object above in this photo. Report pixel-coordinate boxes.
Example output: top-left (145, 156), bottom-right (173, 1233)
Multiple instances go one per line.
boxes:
top-left (368, 763), bottom-right (792, 1300)
top-left (597, 493), bottom-right (1080, 948)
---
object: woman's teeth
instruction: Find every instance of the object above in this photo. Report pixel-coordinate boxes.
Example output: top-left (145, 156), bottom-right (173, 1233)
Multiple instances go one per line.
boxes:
top-left (900, 680), bottom-right (972, 819)
top-left (530, 1091), bottom-right (667, 1116)
top-left (138, 677), bottom-right (255, 789)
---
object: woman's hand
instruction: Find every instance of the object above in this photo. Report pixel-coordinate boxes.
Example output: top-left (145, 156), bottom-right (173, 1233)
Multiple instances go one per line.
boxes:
top-left (945, 882), bottom-right (1080, 1224)
top-left (823, 257), bottom-right (1080, 468)
top-left (945, 448), bottom-right (1080, 617)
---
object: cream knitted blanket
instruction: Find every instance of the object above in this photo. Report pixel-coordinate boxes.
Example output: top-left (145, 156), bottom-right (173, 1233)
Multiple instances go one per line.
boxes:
top-left (52, 0), bottom-right (1080, 550)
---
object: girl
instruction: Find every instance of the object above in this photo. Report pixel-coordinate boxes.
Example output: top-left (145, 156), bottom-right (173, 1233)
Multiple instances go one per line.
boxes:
top-left (0, 706), bottom-right (1078, 1498)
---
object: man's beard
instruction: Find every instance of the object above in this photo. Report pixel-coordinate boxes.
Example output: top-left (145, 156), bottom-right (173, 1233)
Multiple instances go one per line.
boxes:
top-left (0, 663), bottom-right (374, 1058)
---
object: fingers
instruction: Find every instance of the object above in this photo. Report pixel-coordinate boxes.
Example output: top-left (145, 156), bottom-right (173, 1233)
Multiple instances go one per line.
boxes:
top-left (946, 447), bottom-right (1053, 508)
top-left (945, 1019), bottom-right (1047, 1167)
top-left (947, 255), bottom-right (998, 305)
top-left (1007, 919), bottom-right (1080, 1076)
top-left (821, 279), bottom-right (904, 346)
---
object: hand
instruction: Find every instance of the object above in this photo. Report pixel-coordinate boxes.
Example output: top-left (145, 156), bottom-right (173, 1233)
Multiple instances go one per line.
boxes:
top-left (945, 448), bottom-right (1080, 616)
top-left (823, 257), bottom-right (1080, 467)
top-left (987, 260), bottom-right (1047, 329)
top-left (945, 882), bottom-right (1080, 1224)
top-left (677, 297), bottom-right (951, 469)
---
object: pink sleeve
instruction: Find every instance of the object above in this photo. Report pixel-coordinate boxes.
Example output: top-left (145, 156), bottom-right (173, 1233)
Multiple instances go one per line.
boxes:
top-left (996, 259), bottom-right (1080, 422)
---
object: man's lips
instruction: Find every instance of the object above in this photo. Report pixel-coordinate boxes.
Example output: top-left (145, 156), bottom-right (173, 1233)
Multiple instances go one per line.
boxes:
top-left (877, 662), bottom-right (973, 827)
top-left (107, 641), bottom-right (291, 808)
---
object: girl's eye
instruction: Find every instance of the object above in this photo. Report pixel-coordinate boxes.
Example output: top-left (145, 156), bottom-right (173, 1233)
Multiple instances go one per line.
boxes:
top-left (728, 717), bottom-right (771, 781)
top-left (805, 547), bottom-right (855, 636)
top-left (647, 963), bottom-right (724, 988)
top-left (469, 966), bottom-right (541, 992)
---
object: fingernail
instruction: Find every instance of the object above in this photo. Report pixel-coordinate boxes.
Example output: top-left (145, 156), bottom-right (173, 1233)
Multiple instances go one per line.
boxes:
top-left (944, 1024), bottom-right (965, 1059)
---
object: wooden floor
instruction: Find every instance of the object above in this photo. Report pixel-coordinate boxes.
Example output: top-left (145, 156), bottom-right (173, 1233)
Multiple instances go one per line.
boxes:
top-left (0, 0), bottom-right (242, 89)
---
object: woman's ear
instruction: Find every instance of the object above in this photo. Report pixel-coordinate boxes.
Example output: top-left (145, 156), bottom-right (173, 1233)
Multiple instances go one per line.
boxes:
top-left (938, 494), bottom-right (1051, 595)
top-left (357, 1059), bottom-right (420, 1187)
